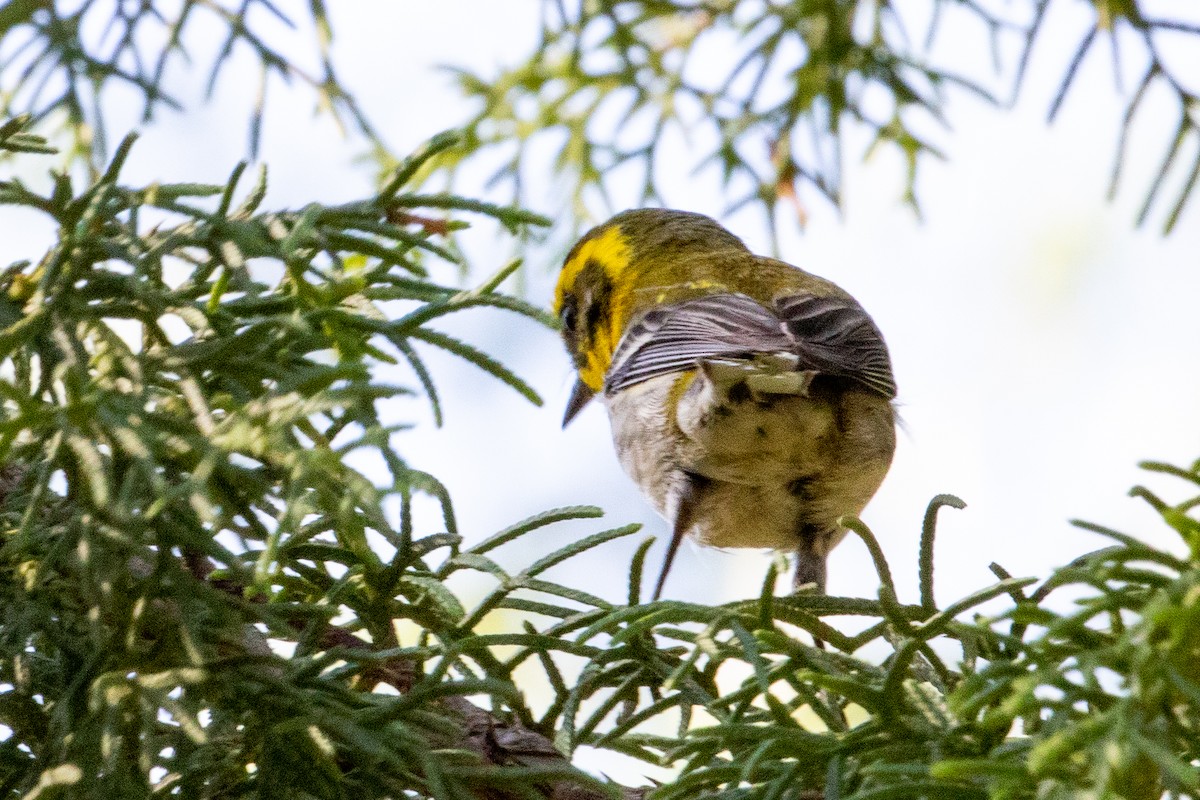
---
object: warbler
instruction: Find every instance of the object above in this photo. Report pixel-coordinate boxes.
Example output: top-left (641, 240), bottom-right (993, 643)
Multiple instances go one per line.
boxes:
top-left (554, 209), bottom-right (896, 600)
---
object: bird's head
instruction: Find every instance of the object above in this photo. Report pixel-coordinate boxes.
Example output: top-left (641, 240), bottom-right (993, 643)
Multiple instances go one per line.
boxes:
top-left (554, 209), bottom-right (747, 425)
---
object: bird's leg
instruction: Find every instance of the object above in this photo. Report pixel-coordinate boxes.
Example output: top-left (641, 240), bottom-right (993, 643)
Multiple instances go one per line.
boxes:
top-left (795, 524), bottom-right (830, 650)
top-left (651, 473), bottom-right (706, 602)
top-left (793, 524), bottom-right (828, 594)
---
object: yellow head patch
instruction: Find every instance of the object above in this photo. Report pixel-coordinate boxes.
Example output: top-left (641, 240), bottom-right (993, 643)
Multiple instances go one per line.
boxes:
top-left (554, 225), bottom-right (630, 313)
top-left (554, 224), bottom-right (636, 391)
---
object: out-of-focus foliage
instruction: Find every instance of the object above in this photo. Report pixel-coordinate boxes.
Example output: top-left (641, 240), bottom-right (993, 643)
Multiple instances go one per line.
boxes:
top-left (445, 0), bottom-right (1200, 235)
top-left (0, 0), bottom-right (375, 163)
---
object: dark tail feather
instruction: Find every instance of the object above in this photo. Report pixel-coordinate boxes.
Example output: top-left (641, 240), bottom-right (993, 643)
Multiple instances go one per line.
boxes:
top-left (651, 474), bottom-right (705, 602)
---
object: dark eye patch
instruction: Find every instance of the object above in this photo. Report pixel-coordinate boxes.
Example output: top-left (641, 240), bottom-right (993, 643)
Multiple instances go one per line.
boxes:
top-left (584, 298), bottom-right (603, 333)
top-left (577, 259), bottom-right (612, 338)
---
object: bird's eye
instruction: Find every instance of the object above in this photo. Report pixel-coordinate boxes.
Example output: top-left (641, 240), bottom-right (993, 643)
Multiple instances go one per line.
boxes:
top-left (560, 302), bottom-right (577, 332)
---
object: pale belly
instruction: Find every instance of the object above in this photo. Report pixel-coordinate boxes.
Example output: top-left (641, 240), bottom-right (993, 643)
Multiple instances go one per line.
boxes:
top-left (604, 371), bottom-right (895, 551)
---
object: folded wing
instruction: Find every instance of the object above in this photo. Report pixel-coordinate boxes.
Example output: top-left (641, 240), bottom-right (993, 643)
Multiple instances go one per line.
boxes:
top-left (605, 292), bottom-right (896, 399)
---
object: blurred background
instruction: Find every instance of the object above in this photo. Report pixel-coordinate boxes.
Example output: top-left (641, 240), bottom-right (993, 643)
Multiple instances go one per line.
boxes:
top-left (5, 1), bottom-right (1200, 622)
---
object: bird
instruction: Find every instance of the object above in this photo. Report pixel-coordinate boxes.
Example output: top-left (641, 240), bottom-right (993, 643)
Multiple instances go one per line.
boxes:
top-left (553, 209), bottom-right (896, 601)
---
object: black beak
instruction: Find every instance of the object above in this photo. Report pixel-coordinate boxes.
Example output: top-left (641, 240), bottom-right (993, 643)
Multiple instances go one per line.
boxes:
top-left (562, 378), bottom-right (596, 427)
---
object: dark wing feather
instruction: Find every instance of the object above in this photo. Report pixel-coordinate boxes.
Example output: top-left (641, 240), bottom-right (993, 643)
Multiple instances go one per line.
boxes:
top-left (605, 292), bottom-right (896, 399)
top-left (605, 294), bottom-right (788, 393)
top-left (775, 294), bottom-right (896, 398)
